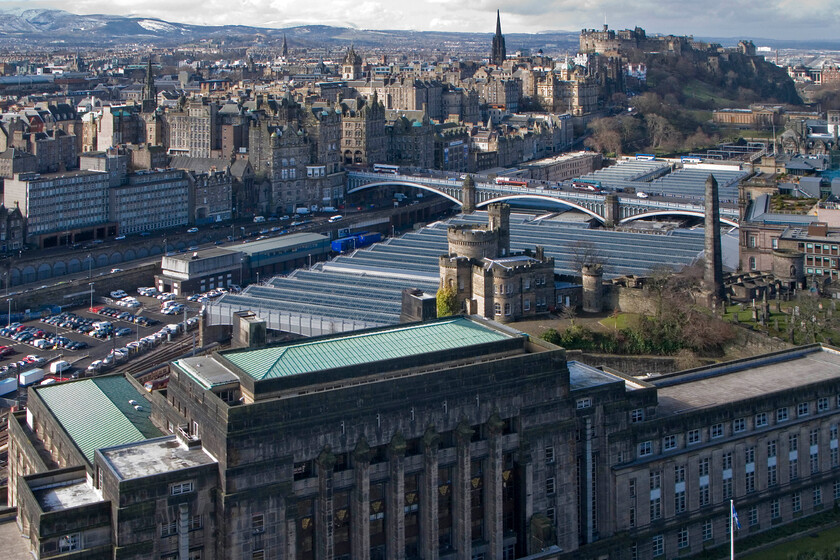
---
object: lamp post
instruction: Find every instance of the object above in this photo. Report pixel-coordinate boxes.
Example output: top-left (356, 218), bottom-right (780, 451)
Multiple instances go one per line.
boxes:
top-left (87, 253), bottom-right (92, 280)
top-left (6, 298), bottom-right (10, 327)
top-left (308, 253), bottom-right (312, 269)
top-left (89, 282), bottom-right (94, 312)
top-left (163, 237), bottom-right (167, 256)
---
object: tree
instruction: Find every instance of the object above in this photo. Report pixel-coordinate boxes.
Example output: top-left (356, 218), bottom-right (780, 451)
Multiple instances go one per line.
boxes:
top-left (436, 285), bottom-right (459, 317)
top-left (571, 240), bottom-right (605, 277)
top-left (585, 118), bottom-right (623, 155)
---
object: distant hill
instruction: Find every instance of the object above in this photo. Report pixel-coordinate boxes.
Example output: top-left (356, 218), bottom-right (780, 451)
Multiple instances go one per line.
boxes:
top-left (0, 8), bottom-right (581, 52)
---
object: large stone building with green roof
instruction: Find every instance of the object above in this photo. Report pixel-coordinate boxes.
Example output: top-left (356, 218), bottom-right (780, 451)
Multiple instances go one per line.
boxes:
top-left (10, 317), bottom-right (840, 560)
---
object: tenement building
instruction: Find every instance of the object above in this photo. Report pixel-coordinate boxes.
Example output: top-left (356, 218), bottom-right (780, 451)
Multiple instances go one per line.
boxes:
top-left (8, 317), bottom-right (840, 560)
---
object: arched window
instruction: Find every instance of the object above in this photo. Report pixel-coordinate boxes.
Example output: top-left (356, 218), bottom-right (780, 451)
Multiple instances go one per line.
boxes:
top-left (494, 302), bottom-right (501, 315)
top-left (504, 303), bottom-right (511, 316)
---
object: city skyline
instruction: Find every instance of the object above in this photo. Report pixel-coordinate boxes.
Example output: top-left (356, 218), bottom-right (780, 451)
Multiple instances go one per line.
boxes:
top-left (4, 0), bottom-right (840, 42)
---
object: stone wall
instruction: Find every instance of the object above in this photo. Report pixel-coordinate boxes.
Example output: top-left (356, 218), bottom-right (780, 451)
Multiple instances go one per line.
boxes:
top-left (7, 262), bottom-right (158, 312)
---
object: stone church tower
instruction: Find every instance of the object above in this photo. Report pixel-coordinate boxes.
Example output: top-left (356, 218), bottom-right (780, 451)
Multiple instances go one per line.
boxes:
top-left (490, 10), bottom-right (507, 66)
top-left (341, 45), bottom-right (363, 80)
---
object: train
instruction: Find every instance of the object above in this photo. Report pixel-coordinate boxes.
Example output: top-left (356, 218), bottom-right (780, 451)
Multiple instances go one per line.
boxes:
top-left (495, 177), bottom-right (529, 187)
top-left (330, 231), bottom-right (383, 253)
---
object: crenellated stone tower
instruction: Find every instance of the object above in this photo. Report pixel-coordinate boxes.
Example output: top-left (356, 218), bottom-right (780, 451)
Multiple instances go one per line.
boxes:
top-left (440, 203), bottom-right (555, 322)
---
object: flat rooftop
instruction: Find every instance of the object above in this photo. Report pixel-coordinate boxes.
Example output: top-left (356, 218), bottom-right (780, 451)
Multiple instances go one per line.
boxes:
top-left (35, 375), bottom-right (162, 464)
top-left (221, 316), bottom-right (516, 381)
top-left (100, 436), bottom-right (216, 480)
top-left (33, 479), bottom-right (102, 512)
top-left (653, 346), bottom-right (840, 415)
top-left (568, 360), bottom-right (647, 392)
top-left (175, 355), bottom-right (240, 390)
top-left (238, 232), bottom-right (328, 255)
top-left (163, 247), bottom-right (239, 263)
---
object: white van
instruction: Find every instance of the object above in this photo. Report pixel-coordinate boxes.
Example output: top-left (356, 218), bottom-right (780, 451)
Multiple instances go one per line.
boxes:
top-left (253, 216), bottom-right (266, 223)
top-left (110, 289), bottom-right (127, 299)
top-left (50, 360), bottom-right (71, 374)
top-left (328, 215), bottom-right (343, 223)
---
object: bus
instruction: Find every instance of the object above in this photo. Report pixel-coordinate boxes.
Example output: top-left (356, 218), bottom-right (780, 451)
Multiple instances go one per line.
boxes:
top-left (635, 154), bottom-right (656, 161)
top-left (372, 164), bottom-right (400, 174)
top-left (495, 177), bottom-right (529, 187)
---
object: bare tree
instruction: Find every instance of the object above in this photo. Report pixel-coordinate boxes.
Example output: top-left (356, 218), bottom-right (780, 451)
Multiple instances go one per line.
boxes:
top-left (571, 240), bottom-right (605, 277)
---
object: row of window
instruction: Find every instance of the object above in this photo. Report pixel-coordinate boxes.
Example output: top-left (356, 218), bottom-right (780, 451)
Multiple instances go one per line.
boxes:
top-left (648, 483), bottom-right (840, 558)
top-left (638, 397), bottom-right (837, 458)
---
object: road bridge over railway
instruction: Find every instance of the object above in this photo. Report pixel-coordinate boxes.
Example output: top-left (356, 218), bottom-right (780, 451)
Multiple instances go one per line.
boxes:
top-left (347, 171), bottom-right (741, 227)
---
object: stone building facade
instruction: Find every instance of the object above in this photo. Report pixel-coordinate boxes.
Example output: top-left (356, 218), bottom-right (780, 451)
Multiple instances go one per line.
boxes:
top-left (339, 94), bottom-right (386, 166)
top-left (439, 204), bottom-right (556, 322)
top-left (9, 318), bottom-right (840, 560)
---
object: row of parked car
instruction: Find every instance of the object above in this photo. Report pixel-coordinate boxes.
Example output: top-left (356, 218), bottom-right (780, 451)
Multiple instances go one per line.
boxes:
top-left (94, 307), bottom-right (160, 327)
top-left (0, 354), bottom-right (47, 375)
top-left (186, 287), bottom-right (231, 304)
top-left (86, 318), bottom-right (198, 374)
top-left (2, 322), bottom-right (88, 351)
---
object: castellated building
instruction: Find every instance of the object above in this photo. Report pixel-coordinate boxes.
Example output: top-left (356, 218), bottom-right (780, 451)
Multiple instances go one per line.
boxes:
top-left (9, 316), bottom-right (840, 560)
top-left (439, 203), bottom-right (555, 322)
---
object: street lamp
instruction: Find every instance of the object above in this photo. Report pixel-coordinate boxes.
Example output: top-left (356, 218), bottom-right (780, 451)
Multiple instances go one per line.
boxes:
top-left (308, 253), bottom-right (311, 269)
top-left (89, 282), bottom-right (94, 312)
top-left (6, 298), bottom-right (10, 327)
top-left (163, 237), bottom-right (168, 255)
top-left (87, 253), bottom-right (92, 280)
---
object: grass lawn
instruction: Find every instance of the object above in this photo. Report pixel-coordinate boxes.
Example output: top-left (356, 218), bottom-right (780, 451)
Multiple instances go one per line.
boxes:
top-left (683, 80), bottom-right (740, 106)
top-left (740, 523), bottom-right (840, 560)
top-left (599, 313), bottom-right (637, 330)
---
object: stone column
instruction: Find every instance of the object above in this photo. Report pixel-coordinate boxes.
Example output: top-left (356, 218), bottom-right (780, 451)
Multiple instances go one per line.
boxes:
top-left (517, 439), bottom-right (534, 553)
top-left (286, 506), bottom-right (298, 559)
top-left (603, 193), bottom-right (619, 228)
top-left (387, 433), bottom-right (407, 559)
top-left (703, 174), bottom-right (724, 304)
top-left (485, 413), bottom-right (505, 560)
top-left (454, 419), bottom-right (475, 560)
top-left (421, 426), bottom-right (441, 560)
top-left (352, 437), bottom-right (372, 560)
top-left (316, 446), bottom-right (337, 560)
top-left (462, 175), bottom-right (476, 214)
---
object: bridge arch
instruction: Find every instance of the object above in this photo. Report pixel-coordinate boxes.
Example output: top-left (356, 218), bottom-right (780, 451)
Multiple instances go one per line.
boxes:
top-left (347, 181), bottom-right (463, 206)
top-left (619, 210), bottom-right (739, 227)
top-left (476, 194), bottom-right (606, 223)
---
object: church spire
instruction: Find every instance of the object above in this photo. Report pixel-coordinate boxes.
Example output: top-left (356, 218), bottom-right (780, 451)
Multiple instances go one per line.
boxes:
top-left (141, 57), bottom-right (157, 113)
top-left (281, 34), bottom-right (288, 57)
top-left (491, 10), bottom-right (506, 66)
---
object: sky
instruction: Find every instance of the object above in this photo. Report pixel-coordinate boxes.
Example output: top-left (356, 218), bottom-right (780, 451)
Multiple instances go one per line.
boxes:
top-left (6, 0), bottom-right (840, 41)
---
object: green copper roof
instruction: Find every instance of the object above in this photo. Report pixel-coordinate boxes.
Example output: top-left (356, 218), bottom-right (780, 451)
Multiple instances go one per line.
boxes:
top-left (223, 317), bottom-right (513, 381)
top-left (36, 376), bottom-right (162, 464)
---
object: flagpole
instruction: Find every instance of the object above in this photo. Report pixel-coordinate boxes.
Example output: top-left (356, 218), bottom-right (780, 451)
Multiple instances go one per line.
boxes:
top-left (730, 498), bottom-right (735, 560)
